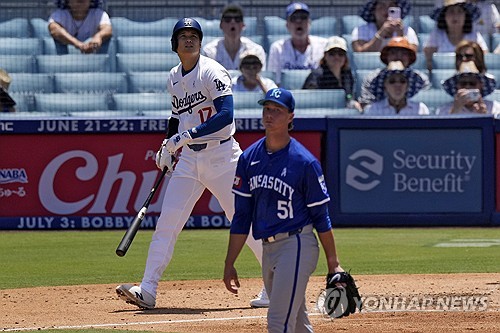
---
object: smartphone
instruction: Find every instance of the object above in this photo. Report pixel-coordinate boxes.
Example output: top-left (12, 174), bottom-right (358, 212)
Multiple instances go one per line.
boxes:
top-left (388, 7), bottom-right (401, 20)
top-left (464, 89), bottom-right (481, 102)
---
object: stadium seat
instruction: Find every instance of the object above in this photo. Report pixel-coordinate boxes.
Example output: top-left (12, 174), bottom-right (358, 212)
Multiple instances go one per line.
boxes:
top-left (9, 73), bottom-right (54, 94)
top-left (9, 93), bottom-right (34, 112)
top-left (54, 72), bottom-right (128, 93)
top-left (492, 33), bottom-right (500, 51)
top-left (431, 53), bottom-right (455, 70)
top-left (264, 16), bottom-right (337, 36)
top-left (128, 71), bottom-right (169, 93)
top-left (117, 36), bottom-right (171, 53)
top-left (116, 53), bottom-right (179, 72)
top-left (112, 93), bottom-right (171, 115)
top-left (354, 69), bottom-right (374, 99)
top-left (0, 55), bottom-right (35, 73)
top-left (0, 18), bottom-right (30, 37)
top-left (292, 89), bottom-right (346, 109)
top-left (233, 91), bottom-right (265, 110)
top-left (410, 88), bottom-right (454, 114)
top-left (192, 18), bottom-right (221, 37)
top-left (417, 33), bottom-right (430, 52)
top-left (36, 54), bottom-right (111, 73)
top-left (341, 15), bottom-right (364, 35)
top-left (42, 37), bottom-right (86, 55)
top-left (280, 69), bottom-right (311, 90)
top-left (34, 93), bottom-right (110, 114)
top-left (110, 17), bottom-right (176, 37)
top-left (352, 52), bottom-right (384, 70)
top-left (418, 15), bottom-right (435, 34)
top-left (30, 18), bottom-right (51, 38)
top-left (485, 54), bottom-right (500, 70)
top-left (430, 69), bottom-right (455, 89)
top-left (0, 38), bottom-right (42, 55)
top-left (485, 89), bottom-right (500, 103)
top-left (413, 53), bottom-right (428, 71)
top-left (488, 70), bottom-right (500, 88)
top-left (265, 34), bottom-right (290, 53)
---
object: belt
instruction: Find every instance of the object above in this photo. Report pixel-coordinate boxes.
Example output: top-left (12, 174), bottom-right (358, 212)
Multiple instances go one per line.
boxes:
top-left (187, 137), bottom-right (231, 152)
top-left (262, 224), bottom-right (313, 243)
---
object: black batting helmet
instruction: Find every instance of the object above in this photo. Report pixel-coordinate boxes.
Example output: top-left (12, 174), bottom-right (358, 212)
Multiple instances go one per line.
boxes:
top-left (171, 18), bottom-right (203, 53)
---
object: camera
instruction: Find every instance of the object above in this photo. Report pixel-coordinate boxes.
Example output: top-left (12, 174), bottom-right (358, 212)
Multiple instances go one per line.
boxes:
top-left (388, 7), bottom-right (401, 20)
top-left (464, 89), bottom-right (481, 102)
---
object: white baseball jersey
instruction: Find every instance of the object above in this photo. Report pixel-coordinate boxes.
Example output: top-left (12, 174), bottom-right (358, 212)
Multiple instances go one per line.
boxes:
top-left (48, 8), bottom-right (111, 41)
top-left (167, 55), bottom-right (236, 143)
top-left (202, 36), bottom-right (268, 70)
top-left (267, 35), bottom-right (327, 84)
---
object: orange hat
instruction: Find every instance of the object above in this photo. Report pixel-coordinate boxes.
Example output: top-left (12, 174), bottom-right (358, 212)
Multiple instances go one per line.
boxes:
top-left (380, 37), bottom-right (417, 66)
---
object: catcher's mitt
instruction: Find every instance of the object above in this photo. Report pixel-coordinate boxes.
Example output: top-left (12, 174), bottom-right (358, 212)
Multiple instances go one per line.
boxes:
top-left (323, 272), bottom-right (362, 318)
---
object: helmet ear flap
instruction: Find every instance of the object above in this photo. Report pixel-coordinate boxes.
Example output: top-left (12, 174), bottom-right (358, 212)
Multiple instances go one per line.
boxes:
top-left (171, 36), bottom-right (178, 53)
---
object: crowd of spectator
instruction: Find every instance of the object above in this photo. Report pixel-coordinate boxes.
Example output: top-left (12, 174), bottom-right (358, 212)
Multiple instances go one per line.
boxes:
top-left (1, 0), bottom-right (499, 116)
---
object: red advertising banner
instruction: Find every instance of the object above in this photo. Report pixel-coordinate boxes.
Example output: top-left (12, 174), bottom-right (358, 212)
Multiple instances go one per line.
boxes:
top-left (0, 131), bottom-right (321, 229)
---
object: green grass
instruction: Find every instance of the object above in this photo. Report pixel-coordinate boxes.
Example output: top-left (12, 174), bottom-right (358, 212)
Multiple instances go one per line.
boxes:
top-left (0, 227), bottom-right (499, 290)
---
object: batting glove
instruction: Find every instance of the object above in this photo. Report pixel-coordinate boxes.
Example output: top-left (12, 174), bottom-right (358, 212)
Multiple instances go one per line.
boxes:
top-left (155, 139), bottom-right (175, 172)
top-left (165, 130), bottom-right (192, 154)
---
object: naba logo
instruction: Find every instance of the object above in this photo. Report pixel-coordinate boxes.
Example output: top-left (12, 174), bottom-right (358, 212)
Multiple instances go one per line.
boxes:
top-left (346, 149), bottom-right (383, 191)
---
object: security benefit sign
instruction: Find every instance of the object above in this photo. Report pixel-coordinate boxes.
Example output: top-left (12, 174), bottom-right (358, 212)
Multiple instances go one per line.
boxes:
top-left (339, 129), bottom-right (482, 213)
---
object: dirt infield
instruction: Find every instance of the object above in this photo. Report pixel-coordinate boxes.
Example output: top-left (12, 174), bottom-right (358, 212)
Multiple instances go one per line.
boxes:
top-left (1, 273), bottom-right (499, 333)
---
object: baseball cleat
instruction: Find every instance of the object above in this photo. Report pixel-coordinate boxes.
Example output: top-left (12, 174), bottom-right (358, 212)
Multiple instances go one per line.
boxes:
top-left (116, 284), bottom-right (156, 309)
top-left (250, 287), bottom-right (270, 308)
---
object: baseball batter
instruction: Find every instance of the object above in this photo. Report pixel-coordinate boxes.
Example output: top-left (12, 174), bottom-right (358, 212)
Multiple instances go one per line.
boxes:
top-left (223, 88), bottom-right (345, 332)
top-left (116, 17), bottom-right (266, 309)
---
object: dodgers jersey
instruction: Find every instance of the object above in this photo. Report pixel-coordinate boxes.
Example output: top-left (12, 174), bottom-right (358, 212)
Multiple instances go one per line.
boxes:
top-left (167, 55), bottom-right (236, 142)
top-left (232, 137), bottom-right (332, 240)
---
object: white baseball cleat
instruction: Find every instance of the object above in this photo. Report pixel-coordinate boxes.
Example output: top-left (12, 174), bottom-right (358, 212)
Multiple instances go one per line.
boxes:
top-left (116, 284), bottom-right (156, 309)
top-left (250, 287), bottom-right (270, 308)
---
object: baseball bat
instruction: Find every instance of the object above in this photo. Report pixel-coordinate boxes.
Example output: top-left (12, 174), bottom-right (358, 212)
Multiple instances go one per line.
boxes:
top-left (116, 166), bottom-right (168, 257)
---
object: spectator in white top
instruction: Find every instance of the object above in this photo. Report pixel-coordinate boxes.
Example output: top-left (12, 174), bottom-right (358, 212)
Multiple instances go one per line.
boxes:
top-left (48, 0), bottom-right (112, 55)
top-left (352, 0), bottom-right (418, 52)
top-left (202, 4), bottom-right (267, 71)
top-left (364, 61), bottom-right (429, 115)
top-left (424, 0), bottom-right (488, 71)
top-left (436, 61), bottom-right (499, 115)
top-left (231, 51), bottom-right (277, 93)
top-left (267, 2), bottom-right (327, 85)
top-left (467, 0), bottom-right (500, 36)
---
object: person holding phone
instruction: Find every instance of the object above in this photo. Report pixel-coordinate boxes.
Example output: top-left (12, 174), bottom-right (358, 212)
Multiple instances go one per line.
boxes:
top-left (436, 61), bottom-right (499, 115)
top-left (352, 0), bottom-right (418, 52)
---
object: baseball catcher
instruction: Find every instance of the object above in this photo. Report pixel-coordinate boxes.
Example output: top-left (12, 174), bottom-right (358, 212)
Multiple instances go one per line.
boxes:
top-left (323, 272), bottom-right (362, 318)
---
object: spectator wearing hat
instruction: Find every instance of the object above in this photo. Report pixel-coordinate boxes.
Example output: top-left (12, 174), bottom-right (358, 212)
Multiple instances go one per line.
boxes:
top-left (436, 61), bottom-right (499, 115)
top-left (231, 51), bottom-right (277, 93)
top-left (358, 36), bottom-right (430, 109)
top-left (467, 0), bottom-right (499, 36)
top-left (267, 2), bottom-right (327, 85)
top-left (0, 69), bottom-right (16, 113)
top-left (455, 40), bottom-right (488, 73)
top-left (303, 36), bottom-right (362, 112)
top-left (364, 61), bottom-right (429, 115)
top-left (424, 0), bottom-right (488, 71)
top-left (48, 0), bottom-right (112, 55)
top-left (202, 4), bottom-right (267, 71)
top-left (352, 0), bottom-right (418, 52)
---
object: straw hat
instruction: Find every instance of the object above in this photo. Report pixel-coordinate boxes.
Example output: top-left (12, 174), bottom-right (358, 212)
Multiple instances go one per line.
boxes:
top-left (380, 37), bottom-right (417, 65)
top-left (442, 61), bottom-right (496, 97)
top-left (0, 69), bottom-right (12, 91)
top-left (358, 0), bottom-right (411, 23)
top-left (430, 0), bottom-right (481, 22)
top-left (368, 61), bottom-right (425, 101)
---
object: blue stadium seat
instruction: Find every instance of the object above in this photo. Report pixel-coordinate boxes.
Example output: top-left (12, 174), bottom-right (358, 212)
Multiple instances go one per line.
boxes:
top-left (430, 69), bottom-right (455, 89)
top-left (485, 89), bottom-right (500, 103)
top-left (413, 53), bottom-right (428, 70)
top-left (492, 33), bottom-right (500, 51)
top-left (417, 33), bottom-right (430, 52)
top-left (264, 16), bottom-right (337, 36)
top-left (354, 69), bottom-right (374, 99)
top-left (432, 53), bottom-right (455, 70)
top-left (292, 89), bottom-right (346, 109)
top-left (418, 15), bottom-right (435, 34)
top-left (110, 17), bottom-right (176, 37)
top-left (280, 69), bottom-right (312, 90)
top-left (0, 18), bottom-right (30, 37)
top-left (117, 36), bottom-right (171, 53)
top-left (30, 18), bottom-right (51, 38)
top-left (128, 71), bottom-right (169, 93)
top-left (9, 73), bottom-right (55, 94)
top-left (116, 53), bottom-right (179, 72)
top-left (266, 34), bottom-right (290, 53)
top-left (264, 16), bottom-right (286, 36)
top-left (341, 15), bottom-right (364, 35)
top-left (0, 38), bottom-right (42, 55)
top-left (112, 93), bottom-right (171, 115)
top-left (9, 93), bottom-right (34, 112)
top-left (410, 88), bottom-right (454, 114)
top-left (192, 18), bottom-right (221, 37)
top-left (485, 54), bottom-right (500, 70)
top-left (352, 52), bottom-right (384, 70)
top-left (0, 55), bottom-right (35, 73)
top-left (54, 72), bottom-right (128, 93)
top-left (42, 37), bottom-right (85, 55)
top-left (233, 91), bottom-right (264, 110)
top-left (36, 54), bottom-right (111, 73)
top-left (34, 93), bottom-right (110, 114)
top-left (488, 70), bottom-right (500, 88)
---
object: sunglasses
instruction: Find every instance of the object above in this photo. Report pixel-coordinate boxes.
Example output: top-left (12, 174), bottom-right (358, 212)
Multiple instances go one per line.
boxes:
top-left (326, 49), bottom-right (346, 57)
top-left (457, 80), bottom-right (479, 87)
top-left (222, 16), bottom-right (243, 23)
top-left (241, 62), bottom-right (262, 69)
top-left (289, 13), bottom-right (309, 22)
top-left (457, 53), bottom-right (475, 61)
top-left (387, 77), bottom-right (408, 85)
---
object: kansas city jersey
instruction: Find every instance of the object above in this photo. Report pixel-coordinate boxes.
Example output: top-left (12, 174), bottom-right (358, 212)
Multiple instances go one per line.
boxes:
top-left (167, 55), bottom-right (235, 142)
top-left (232, 137), bottom-right (331, 240)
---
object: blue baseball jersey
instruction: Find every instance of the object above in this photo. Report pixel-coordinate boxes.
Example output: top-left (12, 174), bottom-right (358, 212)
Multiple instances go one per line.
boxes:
top-left (231, 137), bottom-right (332, 240)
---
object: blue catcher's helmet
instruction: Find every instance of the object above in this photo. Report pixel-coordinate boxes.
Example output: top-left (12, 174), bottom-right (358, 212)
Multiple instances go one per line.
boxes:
top-left (171, 18), bottom-right (203, 53)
